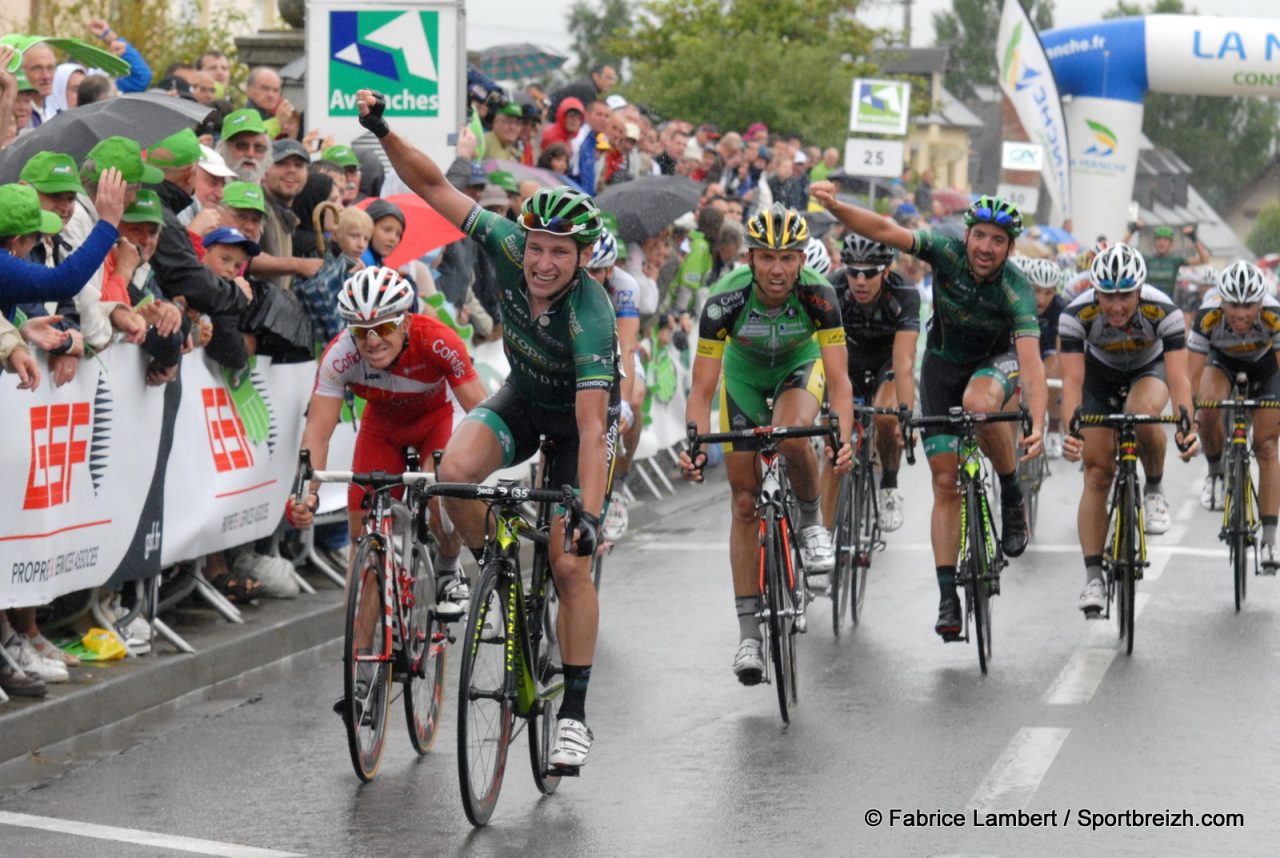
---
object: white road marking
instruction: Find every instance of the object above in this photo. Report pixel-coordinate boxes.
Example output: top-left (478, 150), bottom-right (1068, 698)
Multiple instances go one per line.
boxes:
top-left (1043, 648), bottom-right (1117, 705)
top-left (0, 812), bottom-right (302, 858)
top-left (636, 541), bottom-right (1230, 559)
top-left (967, 727), bottom-right (1071, 813)
top-left (1176, 497), bottom-right (1197, 522)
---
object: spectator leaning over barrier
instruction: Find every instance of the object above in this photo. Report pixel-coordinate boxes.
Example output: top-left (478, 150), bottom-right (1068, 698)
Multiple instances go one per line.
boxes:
top-left (249, 139), bottom-right (322, 290)
top-left (192, 144), bottom-right (236, 214)
top-left (0, 314), bottom-right (39, 390)
top-left (217, 181), bottom-right (268, 242)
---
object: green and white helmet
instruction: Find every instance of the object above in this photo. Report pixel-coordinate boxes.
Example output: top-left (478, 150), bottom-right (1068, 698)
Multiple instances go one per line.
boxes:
top-left (517, 187), bottom-right (603, 245)
top-left (964, 194), bottom-right (1023, 238)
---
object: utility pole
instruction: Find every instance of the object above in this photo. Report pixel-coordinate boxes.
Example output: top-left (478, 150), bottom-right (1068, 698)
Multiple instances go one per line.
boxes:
top-left (902, 0), bottom-right (913, 46)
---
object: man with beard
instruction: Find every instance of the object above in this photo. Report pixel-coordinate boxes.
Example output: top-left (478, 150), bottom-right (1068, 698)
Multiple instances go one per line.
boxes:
top-left (218, 110), bottom-right (273, 184)
top-left (245, 139), bottom-right (324, 289)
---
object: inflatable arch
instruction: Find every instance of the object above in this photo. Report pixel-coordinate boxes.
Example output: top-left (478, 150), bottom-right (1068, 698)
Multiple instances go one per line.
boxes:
top-left (1041, 14), bottom-right (1280, 243)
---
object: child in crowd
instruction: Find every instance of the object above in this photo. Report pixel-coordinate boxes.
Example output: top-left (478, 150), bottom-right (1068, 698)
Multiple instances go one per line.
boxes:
top-left (332, 206), bottom-right (373, 264)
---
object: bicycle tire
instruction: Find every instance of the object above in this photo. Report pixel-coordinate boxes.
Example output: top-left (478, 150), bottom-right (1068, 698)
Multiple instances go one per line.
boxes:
top-left (1120, 476), bottom-right (1138, 655)
top-left (831, 472), bottom-right (854, 638)
top-left (851, 461), bottom-right (876, 626)
top-left (404, 544), bottom-right (446, 755)
top-left (591, 547), bottom-right (605, 593)
top-left (457, 565), bottom-right (514, 827)
top-left (762, 509), bottom-right (789, 724)
top-left (1230, 451), bottom-right (1249, 612)
top-left (527, 550), bottom-right (562, 795)
top-left (969, 485), bottom-right (993, 675)
top-left (782, 515), bottom-right (801, 707)
top-left (344, 538), bottom-right (392, 782)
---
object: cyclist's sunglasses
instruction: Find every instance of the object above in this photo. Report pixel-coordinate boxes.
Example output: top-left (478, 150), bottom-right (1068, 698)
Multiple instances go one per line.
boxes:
top-left (847, 265), bottom-right (886, 279)
top-left (1094, 278), bottom-right (1137, 292)
top-left (350, 316), bottom-right (404, 340)
top-left (973, 206), bottom-right (1014, 227)
top-left (518, 211), bottom-right (586, 235)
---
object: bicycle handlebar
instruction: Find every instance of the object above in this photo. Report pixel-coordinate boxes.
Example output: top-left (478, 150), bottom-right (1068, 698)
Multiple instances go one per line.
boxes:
top-left (426, 482), bottom-right (584, 554)
top-left (1195, 399), bottom-right (1280, 410)
top-left (1069, 406), bottom-right (1193, 451)
top-left (685, 417), bottom-right (841, 477)
top-left (900, 407), bottom-right (1031, 466)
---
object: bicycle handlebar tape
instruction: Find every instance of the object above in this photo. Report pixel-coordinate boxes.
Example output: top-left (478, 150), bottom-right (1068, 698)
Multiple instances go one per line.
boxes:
top-left (359, 92), bottom-right (391, 138)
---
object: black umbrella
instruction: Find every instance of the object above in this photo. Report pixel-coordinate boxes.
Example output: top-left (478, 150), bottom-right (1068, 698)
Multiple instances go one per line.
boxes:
top-left (595, 175), bottom-right (704, 243)
top-left (0, 93), bottom-right (214, 182)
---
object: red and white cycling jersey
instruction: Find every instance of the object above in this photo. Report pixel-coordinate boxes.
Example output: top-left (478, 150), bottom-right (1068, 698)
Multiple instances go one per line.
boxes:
top-left (313, 313), bottom-right (479, 408)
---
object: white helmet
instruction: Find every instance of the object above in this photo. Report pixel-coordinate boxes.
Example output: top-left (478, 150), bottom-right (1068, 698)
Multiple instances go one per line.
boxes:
top-left (587, 228), bottom-right (619, 271)
top-left (1218, 261), bottom-right (1268, 303)
top-left (337, 266), bottom-right (415, 324)
top-left (1022, 257), bottom-right (1064, 291)
top-left (1091, 243), bottom-right (1146, 293)
top-left (804, 236), bottom-right (831, 275)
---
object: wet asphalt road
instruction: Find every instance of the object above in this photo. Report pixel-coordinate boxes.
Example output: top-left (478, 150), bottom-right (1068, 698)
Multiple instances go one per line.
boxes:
top-left (3, 454), bottom-right (1280, 857)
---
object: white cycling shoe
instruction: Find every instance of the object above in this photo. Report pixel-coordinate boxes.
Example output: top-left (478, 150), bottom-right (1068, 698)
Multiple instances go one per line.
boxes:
top-left (1200, 475), bottom-right (1224, 511)
top-left (878, 488), bottom-right (904, 532)
top-left (733, 639), bottom-right (765, 685)
top-left (548, 718), bottom-right (593, 769)
top-left (1144, 493), bottom-right (1171, 535)
top-left (1079, 579), bottom-right (1106, 616)
top-left (798, 525), bottom-right (835, 573)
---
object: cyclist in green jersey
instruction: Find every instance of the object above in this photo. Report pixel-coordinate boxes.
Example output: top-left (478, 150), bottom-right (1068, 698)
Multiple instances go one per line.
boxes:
top-left (356, 90), bottom-right (617, 771)
top-left (812, 182), bottom-right (1048, 641)
top-left (679, 203), bottom-right (854, 685)
top-left (1123, 221), bottom-right (1209, 297)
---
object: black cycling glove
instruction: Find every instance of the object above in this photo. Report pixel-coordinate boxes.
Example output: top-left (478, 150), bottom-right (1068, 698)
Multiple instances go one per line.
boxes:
top-left (360, 92), bottom-right (391, 139)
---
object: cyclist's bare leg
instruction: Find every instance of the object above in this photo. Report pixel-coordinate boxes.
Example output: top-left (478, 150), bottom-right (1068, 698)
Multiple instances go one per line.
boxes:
top-left (1079, 428), bottom-right (1117, 556)
top-left (1127, 377), bottom-right (1171, 478)
top-left (726, 450), bottom-right (764, 598)
top-left (1196, 366), bottom-right (1230, 460)
top-left (436, 420), bottom-right (507, 550)
top-left (873, 380), bottom-right (903, 474)
top-left (773, 387), bottom-right (822, 500)
top-left (1044, 354), bottom-right (1063, 425)
top-left (964, 376), bottom-right (1018, 475)
top-left (927, 451), bottom-right (961, 566)
top-left (1253, 408), bottom-right (1280, 518)
top-left (549, 517), bottom-right (598, 665)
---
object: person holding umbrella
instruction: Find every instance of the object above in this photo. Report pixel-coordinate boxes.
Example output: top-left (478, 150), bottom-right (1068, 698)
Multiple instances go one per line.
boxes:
top-left (354, 88), bottom-right (618, 773)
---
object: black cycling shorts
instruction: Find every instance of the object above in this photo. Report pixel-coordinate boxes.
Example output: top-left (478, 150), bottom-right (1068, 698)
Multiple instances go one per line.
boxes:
top-left (1081, 354), bottom-right (1166, 415)
top-left (1204, 350), bottom-right (1280, 400)
top-left (919, 351), bottom-right (1020, 455)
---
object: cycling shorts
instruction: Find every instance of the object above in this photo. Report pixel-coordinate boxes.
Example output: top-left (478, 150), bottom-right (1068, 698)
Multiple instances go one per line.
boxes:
top-left (720, 357), bottom-right (825, 452)
top-left (1081, 353), bottom-right (1167, 415)
top-left (919, 351), bottom-right (1019, 457)
top-left (849, 356), bottom-right (895, 403)
top-left (1204, 350), bottom-right (1280, 400)
top-left (350, 400), bottom-right (462, 512)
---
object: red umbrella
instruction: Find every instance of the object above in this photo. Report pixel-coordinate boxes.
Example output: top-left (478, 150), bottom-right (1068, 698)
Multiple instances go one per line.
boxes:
top-left (931, 188), bottom-right (973, 214)
top-left (355, 194), bottom-right (464, 268)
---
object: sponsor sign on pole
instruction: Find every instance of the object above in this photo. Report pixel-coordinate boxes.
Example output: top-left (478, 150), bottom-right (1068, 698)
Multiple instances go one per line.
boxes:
top-left (844, 137), bottom-right (904, 179)
top-left (306, 0), bottom-right (465, 169)
top-left (997, 0), bottom-right (1071, 225)
top-left (849, 78), bottom-right (912, 136)
top-left (1002, 141), bottom-right (1045, 171)
top-left (996, 182), bottom-right (1041, 214)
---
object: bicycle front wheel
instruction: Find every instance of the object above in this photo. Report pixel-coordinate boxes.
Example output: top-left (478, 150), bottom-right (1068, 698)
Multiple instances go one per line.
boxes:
top-left (528, 553), bottom-right (562, 795)
top-left (761, 510), bottom-right (790, 724)
top-left (968, 487), bottom-right (995, 675)
top-left (851, 464), bottom-right (876, 626)
top-left (830, 472), bottom-right (854, 638)
top-left (1119, 477), bottom-right (1139, 655)
top-left (1229, 455), bottom-right (1249, 612)
top-left (344, 538), bottom-right (392, 782)
top-left (404, 544), bottom-right (446, 755)
top-left (457, 565), bottom-right (514, 827)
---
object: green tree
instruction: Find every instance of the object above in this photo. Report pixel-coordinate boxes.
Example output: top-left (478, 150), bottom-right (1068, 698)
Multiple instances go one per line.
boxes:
top-left (566, 0), bottom-right (631, 79)
top-left (933, 0), bottom-right (1053, 99)
top-left (1103, 0), bottom-right (1279, 210)
top-left (1247, 201), bottom-right (1280, 258)
top-left (609, 0), bottom-right (879, 147)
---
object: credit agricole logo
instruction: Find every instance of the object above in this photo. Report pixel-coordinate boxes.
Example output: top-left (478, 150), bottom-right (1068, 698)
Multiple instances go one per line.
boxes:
top-left (329, 10), bottom-right (440, 116)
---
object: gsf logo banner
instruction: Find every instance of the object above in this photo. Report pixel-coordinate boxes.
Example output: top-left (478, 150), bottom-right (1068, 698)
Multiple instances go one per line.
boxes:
top-left (328, 9), bottom-right (440, 116)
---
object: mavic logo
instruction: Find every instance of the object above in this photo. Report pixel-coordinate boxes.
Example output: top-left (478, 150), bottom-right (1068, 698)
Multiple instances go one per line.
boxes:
top-left (202, 388), bottom-right (255, 473)
top-left (1002, 22), bottom-right (1043, 92)
top-left (1084, 119), bottom-right (1117, 157)
top-left (328, 10), bottom-right (440, 117)
top-left (24, 403), bottom-right (91, 510)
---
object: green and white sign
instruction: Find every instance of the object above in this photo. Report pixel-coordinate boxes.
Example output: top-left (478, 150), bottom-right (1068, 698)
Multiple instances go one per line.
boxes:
top-left (849, 78), bottom-right (912, 137)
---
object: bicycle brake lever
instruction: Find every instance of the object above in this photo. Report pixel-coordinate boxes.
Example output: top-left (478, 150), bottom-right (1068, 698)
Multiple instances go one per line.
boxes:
top-left (293, 449), bottom-right (312, 502)
top-left (1068, 406), bottom-right (1083, 439)
top-left (562, 484), bottom-right (580, 554)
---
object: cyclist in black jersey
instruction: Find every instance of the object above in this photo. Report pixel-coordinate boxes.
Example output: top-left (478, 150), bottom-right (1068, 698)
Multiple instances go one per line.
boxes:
top-left (820, 233), bottom-right (919, 532)
top-left (1014, 255), bottom-right (1068, 457)
top-left (812, 181), bottom-right (1048, 641)
top-left (356, 89), bottom-right (616, 771)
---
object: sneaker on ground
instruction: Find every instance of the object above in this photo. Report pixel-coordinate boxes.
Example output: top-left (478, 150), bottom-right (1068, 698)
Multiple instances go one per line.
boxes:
top-left (120, 615), bottom-right (153, 656)
top-left (1044, 431), bottom-right (1064, 459)
top-left (798, 525), bottom-right (835, 572)
top-left (733, 638), bottom-right (765, 685)
top-left (1262, 543), bottom-right (1279, 575)
top-left (29, 632), bottom-right (80, 667)
top-left (878, 488), bottom-right (904, 532)
top-left (1000, 494), bottom-right (1030, 558)
top-left (0, 662), bottom-right (46, 698)
top-left (1200, 475), bottom-right (1224, 511)
top-left (4, 635), bottom-right (69, 683)
top-left (238, 552), bottom-right (300, 599)
top-left (434, 575), bottom-right (470, 621)
top-left (935, 593), bottom-right (962, 641)
top-left (1079, 578), bottom-right (1106, 615)
top-left (1144, 492), bottom-right (1171, 535)
top-left (602, 492), bottom-right (629, 541)
top-left (548, 717), bottom-right (593, 769)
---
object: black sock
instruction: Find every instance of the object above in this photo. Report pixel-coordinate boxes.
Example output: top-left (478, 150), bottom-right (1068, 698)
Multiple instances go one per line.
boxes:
top-left (936, 565), bottom-right (957, 599)
top-left (880, 470), bottom-right (898, 491)
top-left (558, 663), bottom-right (592, 723)
top-left (998, 471), bottom-right (1020, 504)
top-left (1207, 454), bottom-right (1223, 477)
top-left (1144, 476), bottom-right (1163, 496)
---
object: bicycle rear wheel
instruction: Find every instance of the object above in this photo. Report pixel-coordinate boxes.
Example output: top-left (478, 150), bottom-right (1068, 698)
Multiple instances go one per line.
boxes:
top-left (344, 538), bottom-right (392, 782)
top-left (457, 565), bottom-right (514, 827)
top-left (404, 544), bottom-right (447, 755)
top-left (528, 554), bottom-right (562, 795)
top-left (830, 472), bottom-right (854, 638)
top-left (761, 510), bottom-right (790, 724)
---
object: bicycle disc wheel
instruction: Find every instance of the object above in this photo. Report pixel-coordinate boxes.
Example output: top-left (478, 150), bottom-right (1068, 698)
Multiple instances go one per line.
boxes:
top-left (404, 544), bottom-right (446, 755)
top-left (762, 511), bottom-right (789, 724)
top-left (528, 556), bottom-right (562, 795)
top-left (344, 538), bottom-right (392, 782)
top-left (457, 566), bottom-right (514, 827)
top-left (831, 473), bottom-right (853, 638)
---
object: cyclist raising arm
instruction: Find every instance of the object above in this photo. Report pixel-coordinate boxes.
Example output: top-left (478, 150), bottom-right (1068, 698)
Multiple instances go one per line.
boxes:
top-left (812, 181), bottom-right (1047, 641)
top-left (355, 90), bottom-right (618, 772)
top-left (1059, 244), bottom-right (1199, 616)
top-left (679, 204), bottom-right (853, 686)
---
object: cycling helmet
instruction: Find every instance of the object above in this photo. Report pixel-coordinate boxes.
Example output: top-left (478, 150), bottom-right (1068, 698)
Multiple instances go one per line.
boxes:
top-left (804, 236), bottom-right (831, 275)
top-left (1218, 261), bottom-right (1268, 303)
top-left (840, 232), bottom-right (895, 268)
top-left (518, 186), bottom-right (602, 245)
top-left (587, 227), bottom-right (619, 271)
top-left (1023, 257), bottom-right (1064, 291)
top-left (1090, 243), bottom-right (1146, 293)
top-left (1056, 251), bottom-right (1076, 271)
top-left (745, 203), bottom-right (809, 250)
top-left (963, 195), bottom-right (1023, 238)
top-left (337, 266), bottom-right (415, 324)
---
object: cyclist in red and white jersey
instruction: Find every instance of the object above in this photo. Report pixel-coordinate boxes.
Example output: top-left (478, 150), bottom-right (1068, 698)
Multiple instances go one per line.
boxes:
top-left (289, 266), bottom-right (488, 618)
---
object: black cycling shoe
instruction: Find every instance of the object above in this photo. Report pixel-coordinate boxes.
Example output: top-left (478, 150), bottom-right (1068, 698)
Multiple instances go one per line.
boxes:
top-left (935, 594), bottom-right (962, 642)
top-left (1001, 494), bottom-right (1029, 558)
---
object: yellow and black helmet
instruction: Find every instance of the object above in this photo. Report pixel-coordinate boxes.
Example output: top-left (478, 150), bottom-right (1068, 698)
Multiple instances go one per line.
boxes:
top-left (745, 203), bottom-right (809, 251)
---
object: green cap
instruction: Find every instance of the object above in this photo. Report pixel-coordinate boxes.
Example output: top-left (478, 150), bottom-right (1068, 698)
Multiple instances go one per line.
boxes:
top-left (1153, 225), bottom-right (1175, 239)
top-left (321, 144), bottom-right (360, 168)
top-left (488, 170), bottom-right (518, 194)
top-left (221, 108), bottom-right (269, 139)
top-left (222, 181), bottom-right (267, 213)
top-left (121, 189), bottom-right (165, 225)
top-left (83, 136), bottom-right (164, 184)
top-left (0, 184), bottom-right (63, 235)
top-left (146, 128), bottom-right (201, 169)
top-left (498, 102), bottom-right (523, 117)
top-left (20, 152), bottom-right (86, 194)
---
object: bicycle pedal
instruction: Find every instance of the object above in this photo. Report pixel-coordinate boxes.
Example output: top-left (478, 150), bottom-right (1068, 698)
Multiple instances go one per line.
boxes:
top-left (938, 629), bottom-right (963, 643)
top-left (547, 765), bottom-right (580, 778)
top-left (795, 615), bottom-right (808, 633)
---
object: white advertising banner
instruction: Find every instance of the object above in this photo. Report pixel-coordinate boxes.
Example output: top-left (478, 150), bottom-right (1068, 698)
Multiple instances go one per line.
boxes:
top-left (1066, 97), bottom-right (1145, 251)
top-left (997, 0), bottom-right (1072, 226)
top-left (160, 355), bottom-right (312, 565)
top-left (1, 348), bottom-right (168, 609)
top-left (1146, 15), bottom-right (1280, 98)
top-left (305, 0), bottom-right (466, 171)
